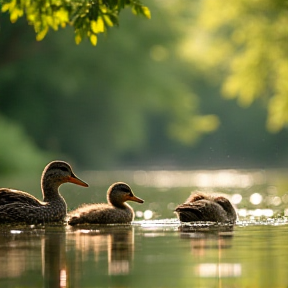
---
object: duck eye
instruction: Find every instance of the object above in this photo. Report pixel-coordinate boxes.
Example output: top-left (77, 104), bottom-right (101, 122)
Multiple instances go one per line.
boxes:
top-left (59, 167), bottom-right (69, 172)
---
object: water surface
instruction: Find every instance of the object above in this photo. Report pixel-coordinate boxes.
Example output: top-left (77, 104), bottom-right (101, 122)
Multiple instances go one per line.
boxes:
top-left (1, 169), bottom-right (288, 287)
top-left (0, 219), bottom-right (288, 288)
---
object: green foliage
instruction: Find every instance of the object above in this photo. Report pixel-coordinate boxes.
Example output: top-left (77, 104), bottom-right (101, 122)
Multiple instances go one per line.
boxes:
top-left (1, 0), bottom-right (288, 170)
top-left (180, 0), bottom-right (288, 132)
top-left (0, 1), bottom-right (219, 169)
top-left (166, 91), bottom-right (219, 145)
top-left (0, 0), bottom-right (151, 45)
top-left (0, 115), bottom-right (49, 174)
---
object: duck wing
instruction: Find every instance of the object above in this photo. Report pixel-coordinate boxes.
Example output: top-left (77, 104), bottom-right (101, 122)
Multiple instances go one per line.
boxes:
top-left (175, 200), bottom-right (229, 222)
top-left (0, 188), bottom-right (43, 206)
top-left (175, 202), bottom-right (206, 222)
top-left (214, 196), bottom-right (237, 222)
top-left (0, 189), bottom-right (46, 223)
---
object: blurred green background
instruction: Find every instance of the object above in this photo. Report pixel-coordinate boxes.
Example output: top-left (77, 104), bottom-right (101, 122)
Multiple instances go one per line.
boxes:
top-left (1, 0), bottom-right (288, 175)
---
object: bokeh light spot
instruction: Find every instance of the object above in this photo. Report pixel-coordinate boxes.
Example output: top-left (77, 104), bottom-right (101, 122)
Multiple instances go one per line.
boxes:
top-left (250, 193), bottom-right (262, 205)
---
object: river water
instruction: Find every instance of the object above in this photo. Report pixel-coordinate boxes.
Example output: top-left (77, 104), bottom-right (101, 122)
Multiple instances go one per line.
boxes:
top-left (1, 169), bottom-right (288, 287)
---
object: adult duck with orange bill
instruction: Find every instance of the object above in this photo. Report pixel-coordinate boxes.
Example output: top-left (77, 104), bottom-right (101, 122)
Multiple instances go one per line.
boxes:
top-left (0, 160), bottom-right (88, 224)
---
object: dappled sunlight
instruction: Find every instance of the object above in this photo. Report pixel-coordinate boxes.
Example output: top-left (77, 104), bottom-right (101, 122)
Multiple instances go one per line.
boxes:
top-left (177, 0), bottom-right (288, 132)
top-left (231, 193), bottom-right (242, 205)
top-left (80, 168), bottom-right (288, 221)
top-left (249, 193), bottom-right (263, 205)
top-left (143, 210), bottom-right (153, 220)
top-left (150, 45), bottom-right (169, 62)
top-left (135, 218), bottom-right (180, 229)
top-left (2, 0), bottom-right (288, 286)
top-left (133, 169), bottom-right (264, 188)
top-left (237, 208), bottom-right (274, 218)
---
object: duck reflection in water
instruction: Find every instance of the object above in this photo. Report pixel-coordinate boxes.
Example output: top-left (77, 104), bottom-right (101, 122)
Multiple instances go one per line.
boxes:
top-left (107, 227), bottom-right (134, 275)
top-left (69, 226), bottom-right (134, 277)
top-left (180, 229), bottom-right (234, 256)
top-left (0, 227), bottom-right (68, 288)
top-left (0, 226), bottom-right (135, 286)
top-left (190, 233), bottom-right (241, 279)
top-left (42, 229), bottom-right (67, 288)
top-left (178, 224), bottom-right (241, 279)
top-left (0, 230), bottom-right (39, 280)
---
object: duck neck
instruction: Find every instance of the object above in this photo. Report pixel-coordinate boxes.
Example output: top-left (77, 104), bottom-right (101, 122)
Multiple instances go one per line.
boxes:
top-left (109, 198), bottom-right (128, 209)
top-left (41, 175), bottom-right (62, 202)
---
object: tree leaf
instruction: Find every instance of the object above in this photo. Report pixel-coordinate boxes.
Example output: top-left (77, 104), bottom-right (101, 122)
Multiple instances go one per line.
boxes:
top-left (75, 32), bottom-right (82, 45)
top-left (90, 34), bottom-right (97, 46)
top-left (1, 3), bottom-right (11, 12)
top-left (142, 6), bottom-right (151, 19)
top-left (36, 27), bottom-right (49, 41)
top-left (91, 18), bottom-right (105, 33)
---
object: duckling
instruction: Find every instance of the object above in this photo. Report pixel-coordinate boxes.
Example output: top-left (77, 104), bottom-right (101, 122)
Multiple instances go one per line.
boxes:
top-left (0, 160), bottom-right (88, 224)
top-left (175, 192), bottom-right (237, 223)
top-left (68, 182), bottom-right (144, 225)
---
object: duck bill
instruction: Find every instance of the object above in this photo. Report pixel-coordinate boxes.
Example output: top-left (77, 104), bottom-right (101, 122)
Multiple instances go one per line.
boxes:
top-left (68, 175), bottom-right (89, 187)
top-left (129, 195), bottom-right (144, 204)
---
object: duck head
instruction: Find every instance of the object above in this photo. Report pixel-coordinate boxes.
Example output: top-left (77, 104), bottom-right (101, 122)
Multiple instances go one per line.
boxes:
top-left (41, 160), bottom-right (89, 188)
top-left (107, 182), bottom-right (144, 207)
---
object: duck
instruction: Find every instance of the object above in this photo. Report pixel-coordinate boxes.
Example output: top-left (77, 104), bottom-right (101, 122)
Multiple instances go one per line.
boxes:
top-left (175, 192), bottom-right (237, 223)
top-left (68, 182), bottom-right (144, 225)
top-left (0, 160), bottom-right (89, 224)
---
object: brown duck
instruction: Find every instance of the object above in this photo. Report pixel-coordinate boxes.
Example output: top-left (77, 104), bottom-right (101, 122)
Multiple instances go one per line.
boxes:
top-left (68, 182), bottom-right (144, 225)
top-left (0, 160), bottom-right (88, 224)
top-left (175, 192), bottom-right (237, 223)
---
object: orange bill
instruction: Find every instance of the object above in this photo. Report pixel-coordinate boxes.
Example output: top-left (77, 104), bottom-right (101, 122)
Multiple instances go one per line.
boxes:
top-left (129, 195), bottom-right (144, 204)
top-left (68, 175), bottom-right (89, 187)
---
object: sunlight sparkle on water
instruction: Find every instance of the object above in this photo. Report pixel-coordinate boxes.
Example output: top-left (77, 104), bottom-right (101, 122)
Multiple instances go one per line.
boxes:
top-left (231, 194), bottom-right (242, 205)
top-left (135, 211), bottom-right (143, 218)
top-left (10, 230), bottom-right (22, 234)
top-left (60, 269), bottom-right (67, 288)
top-left (79, 230), bottom-right (91, 234)
top-left (272, 196), bottom-right (281, 206)
top-left (195, 263), bottom-right (242, 277)
top-left (144, 210), bottom-right (153, 220)
top-left (133, 170), bottom-right (265, 188)
top-left (238, 208), bottom-right (274, 217)
top-left (282, 194), bottom-right (288, 203)
top-left (249, 193), bottom-right (263, 205)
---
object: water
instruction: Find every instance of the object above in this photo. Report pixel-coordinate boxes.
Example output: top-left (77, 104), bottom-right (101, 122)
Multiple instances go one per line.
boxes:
top-left (1, 220), bottom-right (288, 288)
top-left (1, 169), bottom-right (288, 287)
